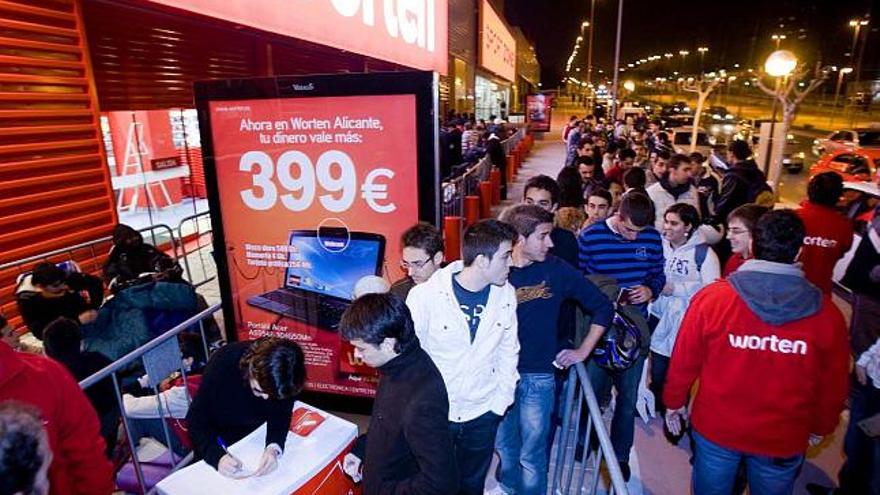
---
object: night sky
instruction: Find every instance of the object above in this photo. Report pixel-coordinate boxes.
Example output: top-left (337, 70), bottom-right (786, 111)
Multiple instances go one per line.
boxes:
top-left (505, 0), bottom-right (878, 87)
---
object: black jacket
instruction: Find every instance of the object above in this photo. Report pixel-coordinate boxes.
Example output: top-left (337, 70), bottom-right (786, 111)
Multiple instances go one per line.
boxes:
top-left (711, 160), bottom-right (767, 225)
top-left (359, 343), bottom-right (458, 495)
top-left (187, 342), bottom-right (295, 468)
top-left (15, 272), bottom-right (103, 340)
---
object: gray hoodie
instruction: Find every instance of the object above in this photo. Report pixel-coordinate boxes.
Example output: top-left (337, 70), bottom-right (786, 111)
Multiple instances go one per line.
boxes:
top-left (727, 259), bottom-right (822, 326)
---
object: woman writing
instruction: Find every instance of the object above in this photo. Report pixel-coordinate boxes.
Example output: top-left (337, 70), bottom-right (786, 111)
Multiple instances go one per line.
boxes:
top-left (187, 337), bottom-right (306, 478)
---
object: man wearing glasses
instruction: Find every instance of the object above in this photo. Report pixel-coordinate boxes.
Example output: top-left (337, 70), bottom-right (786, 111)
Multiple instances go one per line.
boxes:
top-left (390, 223), bottom-right (445, 300)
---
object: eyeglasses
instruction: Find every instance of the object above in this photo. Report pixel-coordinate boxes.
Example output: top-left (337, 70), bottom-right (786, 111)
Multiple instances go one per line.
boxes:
top-left (400, 258), bottom-right (432, 270)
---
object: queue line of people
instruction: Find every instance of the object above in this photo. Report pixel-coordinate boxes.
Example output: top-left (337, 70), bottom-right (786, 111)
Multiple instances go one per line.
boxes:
top-left (1, 120), bottom-right (878, 495)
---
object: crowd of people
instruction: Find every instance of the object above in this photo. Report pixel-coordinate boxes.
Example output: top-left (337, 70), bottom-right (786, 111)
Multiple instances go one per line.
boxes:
top-left (1, 112), bottom-right (879, 495)
top-left (335, 113), bottom-right (878, 495)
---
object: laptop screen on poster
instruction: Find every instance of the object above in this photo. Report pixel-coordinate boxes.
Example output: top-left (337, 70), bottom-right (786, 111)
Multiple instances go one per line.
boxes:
top-left (284, 233), bottom-right (382, 300)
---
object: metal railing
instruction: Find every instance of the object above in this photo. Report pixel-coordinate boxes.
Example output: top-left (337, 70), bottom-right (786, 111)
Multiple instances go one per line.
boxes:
top-left (176, 211), bottom-right (215, 288)
top-left (79, 303), bottom-right (222, 495)
top-left (441, 126), bottom-right (527, 219)
top-left (0, 224), bottom-right (178, 280)
top-left (551, 362), bottom-right (629, 495)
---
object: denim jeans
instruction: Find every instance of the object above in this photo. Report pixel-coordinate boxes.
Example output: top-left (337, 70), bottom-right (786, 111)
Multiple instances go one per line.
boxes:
top-left (449, 411), bottom-right (503, 495)
top-left (496, 373), bottom-right (556, 495)
top-left (838, 376), bottom-right (880, 494)
top-left (586, 354), bottom-right (646, 463)
top-left (692, 429), bottom-right (804, 495)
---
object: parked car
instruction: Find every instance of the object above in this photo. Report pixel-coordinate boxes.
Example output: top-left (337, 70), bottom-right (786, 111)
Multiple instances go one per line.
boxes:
top-left (735, 122), bottom-right (806, 173)
top-left (810, 148), bottom-right (880, 182)
top-left (670, 126), bottom-right (713, 157)
top-left (832, 181), bottom-right (879, 295)
top-left (812, 127), bottom-right (880, 156)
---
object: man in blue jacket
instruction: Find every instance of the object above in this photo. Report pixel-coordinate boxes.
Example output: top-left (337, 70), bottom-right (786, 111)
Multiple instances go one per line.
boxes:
top-left (496, 204), bottom-right (614, 494)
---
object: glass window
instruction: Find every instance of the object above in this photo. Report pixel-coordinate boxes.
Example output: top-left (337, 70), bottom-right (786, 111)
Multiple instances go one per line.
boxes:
top-left (833, 154), bottom-right (855, 165)
top-left (846, 156), bottom-right (871, 176)
top-left (857, 131), bottom-right (880, 146)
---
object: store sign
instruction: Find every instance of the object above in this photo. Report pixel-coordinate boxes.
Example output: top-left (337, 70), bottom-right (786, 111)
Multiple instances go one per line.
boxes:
top-left (526, 94), bottom-right (552, 132)
top-left (151, 156), bottom-right (182, 170)
top-left (196, 73), bottom-right (437, 397)
top-left (146, 0), bottom-right (448, 74)
top-left (479, 0), bottom-right (515, 82)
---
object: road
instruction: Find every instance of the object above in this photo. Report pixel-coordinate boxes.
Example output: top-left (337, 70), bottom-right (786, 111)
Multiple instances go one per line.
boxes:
top-left (634, 93), bottom-right (827, 205)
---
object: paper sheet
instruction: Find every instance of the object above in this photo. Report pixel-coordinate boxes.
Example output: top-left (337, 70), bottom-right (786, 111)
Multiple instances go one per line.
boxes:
top-left (156, 402), bottom-right (357, 495)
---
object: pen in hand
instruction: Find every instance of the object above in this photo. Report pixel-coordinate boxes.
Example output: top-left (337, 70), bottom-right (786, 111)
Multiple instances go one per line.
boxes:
top-left (216, 436), bottom-right (250, 479)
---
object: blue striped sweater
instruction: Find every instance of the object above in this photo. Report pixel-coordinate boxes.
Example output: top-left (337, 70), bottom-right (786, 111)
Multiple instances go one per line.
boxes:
top-left (577, 219), bottom-right (666, 302)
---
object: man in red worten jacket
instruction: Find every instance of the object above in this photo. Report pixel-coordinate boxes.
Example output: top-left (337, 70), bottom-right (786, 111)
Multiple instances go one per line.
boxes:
top-left (663, 210), bottom-right (850, 495)
top-left (0, 339), bottom-right (114, 495)
top-left (797, 172), bottom-right (854, 294)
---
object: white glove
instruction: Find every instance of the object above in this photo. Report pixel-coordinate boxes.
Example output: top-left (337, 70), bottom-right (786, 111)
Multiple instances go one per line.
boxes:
top-left (343, 453), bottom-right (363, 483)
top-left (635, 364), bottom-right (656, 424)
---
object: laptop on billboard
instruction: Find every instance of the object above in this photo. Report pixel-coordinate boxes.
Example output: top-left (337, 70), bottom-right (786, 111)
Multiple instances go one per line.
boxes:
top-left (247, 228), bottom-right (385, 330)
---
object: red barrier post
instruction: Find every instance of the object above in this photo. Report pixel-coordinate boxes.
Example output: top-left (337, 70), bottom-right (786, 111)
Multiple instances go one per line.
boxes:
top-left (479, 181), bottom-right (492, 218)
top-left (506, 155), bottom-right (516, 183)
top-left (489, 168), bottom-right (501, 205)
top-left (443, 216), bottom-right (463, 261)
top-left (464, 195), bottom-right (480, 226)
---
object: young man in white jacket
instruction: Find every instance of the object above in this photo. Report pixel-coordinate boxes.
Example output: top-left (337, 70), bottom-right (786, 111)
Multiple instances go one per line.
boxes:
top-left (646, 154), bottom-right (701, 232)
top-left (406, 219), bottom-right (520, 495)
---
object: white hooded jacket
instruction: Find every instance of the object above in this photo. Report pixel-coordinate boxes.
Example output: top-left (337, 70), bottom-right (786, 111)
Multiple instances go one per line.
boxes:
top-left (406, 261), bottom-right (519, 423)
top-left (649, 229), bottom-right (721, 356)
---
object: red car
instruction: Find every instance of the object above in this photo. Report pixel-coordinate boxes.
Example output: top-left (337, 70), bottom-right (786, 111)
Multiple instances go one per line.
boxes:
top-left (810, 149), bottom-right (880, 182)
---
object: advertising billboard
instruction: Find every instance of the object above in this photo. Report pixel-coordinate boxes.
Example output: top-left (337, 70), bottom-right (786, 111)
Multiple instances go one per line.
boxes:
top-left (195, 72), bottom-right (438, 397)
top-left (526, 94), bottom-right (553, 132)
top-left (146, 0), bottom-right (448, 74)
top-left (479, 0), bottom-right (516, 82)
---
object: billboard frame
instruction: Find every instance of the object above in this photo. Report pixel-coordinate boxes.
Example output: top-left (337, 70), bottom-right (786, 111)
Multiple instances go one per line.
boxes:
top-left (194, 71), bottom-right (439, 346)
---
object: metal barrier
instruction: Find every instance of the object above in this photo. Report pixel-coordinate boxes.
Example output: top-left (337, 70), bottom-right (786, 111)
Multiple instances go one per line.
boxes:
top-left (79, 303), bottom-right (222, 495)
top-left (176, 211), bottom-right (215, 288)
top-left (550, 362), bottom-right (630, 495)
top-left (0, 223), bottom-right (178, 280)
top-left (441, 126), bottom-right (528, 219)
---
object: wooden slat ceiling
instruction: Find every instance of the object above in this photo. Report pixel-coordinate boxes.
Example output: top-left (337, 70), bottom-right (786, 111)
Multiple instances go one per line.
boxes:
top-left (0, 0), bottom-right (117, 322)
top-left (82, 0), bottom-right (406, 111)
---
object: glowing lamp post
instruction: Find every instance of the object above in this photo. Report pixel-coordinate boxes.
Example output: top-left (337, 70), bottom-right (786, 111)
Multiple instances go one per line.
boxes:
top-left (761, 50), bottom-right (797, 180)
top-left (764, 50), bottom-right (797, 78)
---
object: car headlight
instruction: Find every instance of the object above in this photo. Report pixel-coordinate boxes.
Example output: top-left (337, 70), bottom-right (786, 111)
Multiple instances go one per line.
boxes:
top-left (797, 152), bottom-right (805, 159)
top-left (683, 106), bottom-right (691, 112)
top-left (725, 114), bottom-right (734, 120)
top-left (713, 113), bottom-right (722, 120)
top-left (711, 125), bottom-right (721, 134)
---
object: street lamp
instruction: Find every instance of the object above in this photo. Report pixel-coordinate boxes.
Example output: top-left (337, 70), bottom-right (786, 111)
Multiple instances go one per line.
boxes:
top-left (833, 67), bottom-right (853, 108)
top-left (771, 34), bottom-right (786, 50)
top-left (762, 50), bottom-right (797, 176)
top-left (697, 46), bottom-right (708, 71)
top-left (849, 18), bottom-right (870, 85)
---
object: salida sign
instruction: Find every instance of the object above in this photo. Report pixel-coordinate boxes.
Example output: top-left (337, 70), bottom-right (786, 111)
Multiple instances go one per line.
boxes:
top-left (146, 0), bottom-right (448, 74)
